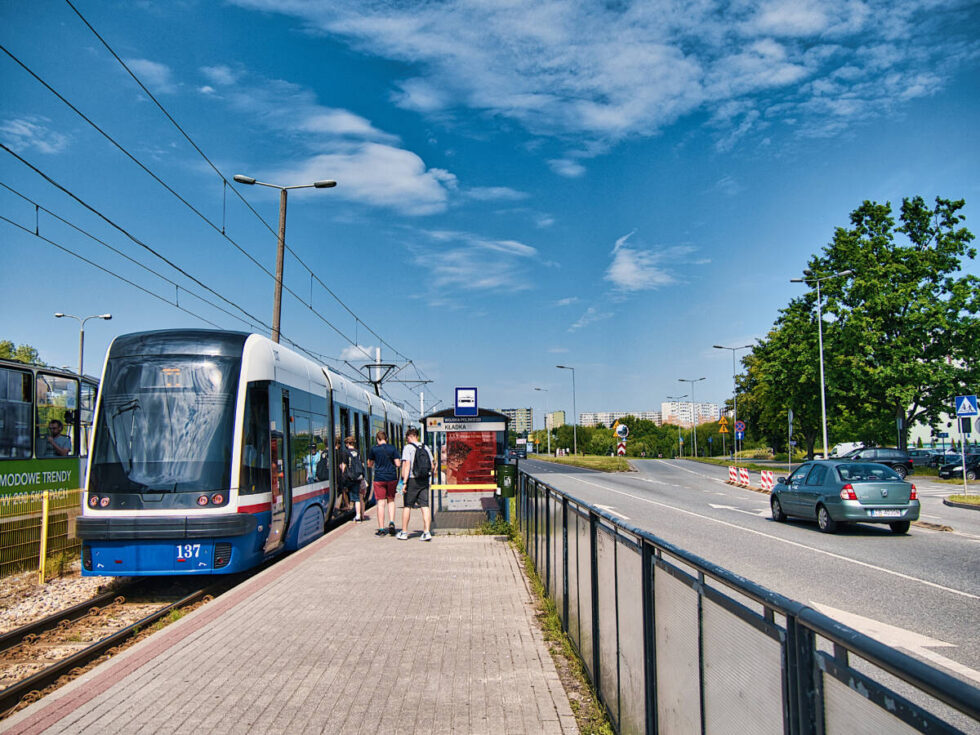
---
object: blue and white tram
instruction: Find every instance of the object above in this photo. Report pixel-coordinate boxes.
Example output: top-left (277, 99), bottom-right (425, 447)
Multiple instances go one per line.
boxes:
top-left (77, 329), bottom-right (408, 576)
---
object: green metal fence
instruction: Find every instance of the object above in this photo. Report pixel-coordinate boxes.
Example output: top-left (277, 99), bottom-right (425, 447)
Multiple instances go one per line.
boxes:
top-left (0, 488), bottom-right (83, 580)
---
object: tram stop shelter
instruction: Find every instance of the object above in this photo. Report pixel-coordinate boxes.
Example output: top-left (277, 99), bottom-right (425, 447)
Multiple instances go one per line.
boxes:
top-left (423, 408), bottom-right (509, 529)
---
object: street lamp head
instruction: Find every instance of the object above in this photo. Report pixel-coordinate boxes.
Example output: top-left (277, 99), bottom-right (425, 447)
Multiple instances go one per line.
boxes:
top-left (100, 314), bottom-right (112, 320)
top-left (837, 269), bottom-right (853, 277)
top-left (790, 277), bottom-right (805, 283)
top-left (802, 268), bottom-right (813, 276)
top-left (233, 174), bottom-right (256, 185)
top-left (712, 345), bottom-right (725, 349)
top-left (556, 365), bottom-right (569, 369)
top-left (313, 180), bottom-right (337, 188)
top-left (54, 313), bottom-right (65, 318)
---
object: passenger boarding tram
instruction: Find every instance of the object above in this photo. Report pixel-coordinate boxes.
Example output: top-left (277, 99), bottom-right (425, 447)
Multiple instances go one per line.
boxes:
top-left (77, 329), bottom-right (409, 575)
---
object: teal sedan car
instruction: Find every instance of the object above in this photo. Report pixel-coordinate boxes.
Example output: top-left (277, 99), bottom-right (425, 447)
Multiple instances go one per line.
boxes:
top-left (770, 460), bottom-right (919, 534)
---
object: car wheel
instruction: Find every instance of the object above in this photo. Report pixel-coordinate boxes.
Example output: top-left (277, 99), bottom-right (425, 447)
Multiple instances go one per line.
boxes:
top-left (889, 521), bottom-right (911, 534)
top-left (816, 505), bottom-right (838, 534)
top-left (771, 496), bottom-right (787, 522)
top-left (893, 465), bottom-right (908, 479)
top-left (968, 470), bottom-right (977, 481)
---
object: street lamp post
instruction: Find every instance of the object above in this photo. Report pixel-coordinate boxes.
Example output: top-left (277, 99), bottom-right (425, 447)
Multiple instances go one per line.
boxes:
top-left (678, 378), bottom-right (706, 458)
top-left (556, 365), bottom-right (577, 455)
top-left (791, 268), bottom-right (853, 459)
top-left (713, 344), bottom-right (753, 463)
top-left (233, 174), bottom-right (337, 343)
top-left (54, 313), bottom-right (112, 377)
top-left (667, 394), bottom-right (686, 458)
top-left (534, 387), bottom-right (550, 456)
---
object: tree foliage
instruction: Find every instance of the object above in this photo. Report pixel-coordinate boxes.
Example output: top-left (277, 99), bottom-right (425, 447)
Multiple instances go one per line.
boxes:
top-left (0, 340), bottom-right (42, 365)
top-left (739, 196), bottom-right (978, 454)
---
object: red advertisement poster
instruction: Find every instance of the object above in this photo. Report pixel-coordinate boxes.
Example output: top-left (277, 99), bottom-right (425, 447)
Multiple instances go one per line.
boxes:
top-left (446, 431), bottom-right (496, 485)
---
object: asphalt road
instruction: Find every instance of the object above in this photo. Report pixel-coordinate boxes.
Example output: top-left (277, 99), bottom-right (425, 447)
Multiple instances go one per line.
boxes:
top-left (521, 457), bottom-right (980, 690)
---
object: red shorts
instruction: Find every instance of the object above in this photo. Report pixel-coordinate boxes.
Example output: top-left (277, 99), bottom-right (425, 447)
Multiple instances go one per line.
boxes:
top-left (373, 480), bottom-right (398, 501)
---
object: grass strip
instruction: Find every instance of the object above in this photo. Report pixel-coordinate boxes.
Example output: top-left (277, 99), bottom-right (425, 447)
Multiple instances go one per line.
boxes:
top-left (529, 454), bottom-right (631, 472)
top-left (948, 494), bottom-right (980, 505)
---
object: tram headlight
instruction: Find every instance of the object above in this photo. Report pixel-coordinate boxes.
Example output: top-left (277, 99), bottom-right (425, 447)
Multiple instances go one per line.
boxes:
top-left (197, 495), bottom-right (209, 506)
top-left (99, 496), bottom-right (110, 508)
top-left (211, 493), bottom-right (224, 505)
top-left (88, 495), bottom-right (99, 508)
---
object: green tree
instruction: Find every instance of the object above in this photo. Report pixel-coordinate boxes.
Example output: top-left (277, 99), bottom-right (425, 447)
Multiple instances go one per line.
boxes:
top-left (811, 197), bottom-right (979, 450)
top-left (0, 340), bottom-right (42, 364)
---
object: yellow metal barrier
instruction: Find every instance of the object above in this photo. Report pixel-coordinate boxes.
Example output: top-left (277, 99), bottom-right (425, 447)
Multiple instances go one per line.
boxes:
top-left (0, 488), bottom-right (83, 581)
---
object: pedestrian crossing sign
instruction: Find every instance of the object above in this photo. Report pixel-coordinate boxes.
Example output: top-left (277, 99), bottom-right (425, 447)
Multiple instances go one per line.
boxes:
top-left (955, 395), bottom-right (978, 417)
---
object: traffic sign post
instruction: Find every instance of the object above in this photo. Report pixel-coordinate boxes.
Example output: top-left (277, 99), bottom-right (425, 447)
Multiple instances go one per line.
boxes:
top-left (955, 395), bottom-right (977, 494)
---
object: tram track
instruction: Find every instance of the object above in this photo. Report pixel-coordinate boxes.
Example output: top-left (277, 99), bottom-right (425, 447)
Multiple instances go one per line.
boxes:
top-left (0, 578), bottom-right (224, 718)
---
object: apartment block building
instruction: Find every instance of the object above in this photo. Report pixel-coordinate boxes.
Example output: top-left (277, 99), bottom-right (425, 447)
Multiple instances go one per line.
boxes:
top-left (499, 407), bottom-right (533, 435)
top-left (579, 411), bottom-right (663, 428)
top-left (545, 410), bottom-right (566, 430)
top-left (660, 401), bottom-right (722, 427)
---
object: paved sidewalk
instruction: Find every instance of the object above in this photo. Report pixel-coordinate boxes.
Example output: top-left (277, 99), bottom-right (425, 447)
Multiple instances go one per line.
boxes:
top-left (2, 524), bottom-right (577, 734)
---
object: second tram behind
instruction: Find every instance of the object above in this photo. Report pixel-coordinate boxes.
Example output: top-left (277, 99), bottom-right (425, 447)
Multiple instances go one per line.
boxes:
top-left (77, 329), bottom-right (408, 576)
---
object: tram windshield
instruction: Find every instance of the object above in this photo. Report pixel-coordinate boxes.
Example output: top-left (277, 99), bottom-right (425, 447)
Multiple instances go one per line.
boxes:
top-left (90, 355), bottom-right (240, 493)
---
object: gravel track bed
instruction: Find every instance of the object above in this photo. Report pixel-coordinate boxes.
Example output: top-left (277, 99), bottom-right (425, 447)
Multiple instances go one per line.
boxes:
top-left (0, 564), bottom-right (130, 635)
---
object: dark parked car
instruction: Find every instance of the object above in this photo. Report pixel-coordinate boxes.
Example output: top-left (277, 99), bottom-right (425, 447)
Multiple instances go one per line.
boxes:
top-left (771, 460), bottom-right (919, 534)
top-left (938, 454), bottom-right (980, 480)
top-left (907, 449), bottom-right (936, 468)
top-left (929, 450), bottom-right (960, 468)
top-left (845, 447), bottom-right (914, 479)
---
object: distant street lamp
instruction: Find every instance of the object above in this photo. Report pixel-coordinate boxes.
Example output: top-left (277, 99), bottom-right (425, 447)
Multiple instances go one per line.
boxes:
top-left (233, 174), bottom-right (337, 343)
top-left (534, 387), bottom-right (551, 456)
top-left (791, 268), bottom-right (853, 459)
top-left (713, 344), bottom-right (753, 463)
top-left (667, 394), bottom-right (687, 458)
top-left (678, 377), bottom-right (706, 458)
top-left (556, 365), bottom-right (577, 455)
top-left (54, 313), bottom-right (111, 377)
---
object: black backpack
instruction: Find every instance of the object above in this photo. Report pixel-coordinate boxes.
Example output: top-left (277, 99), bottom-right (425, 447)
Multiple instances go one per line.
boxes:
top-left (343, 449), bottom-right (364, 482)
top-left (411, 442), bottom-right (432, 482)
top-left (315, 454), bottom-right (330, 482)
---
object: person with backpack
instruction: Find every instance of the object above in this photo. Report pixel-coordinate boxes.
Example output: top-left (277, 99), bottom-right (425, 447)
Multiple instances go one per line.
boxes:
top-left (368, 430), bottom-right (401, 537)
top-left (397, 427), bottom-right (434, 541)
top-left (339, 435), bottom-right (367, 521)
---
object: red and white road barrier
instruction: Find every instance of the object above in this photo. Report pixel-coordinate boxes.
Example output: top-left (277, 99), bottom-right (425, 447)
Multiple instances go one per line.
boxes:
top-left (738, 467), bottom-right (750, 486)
top-left (728, 466), bottom-right (737, 483)
top-left (760, 470), bottom-right (774, 492)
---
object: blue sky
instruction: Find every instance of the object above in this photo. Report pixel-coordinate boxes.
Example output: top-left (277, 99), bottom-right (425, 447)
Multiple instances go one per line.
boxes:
top-left (2, 0), bottom-right (978, 428)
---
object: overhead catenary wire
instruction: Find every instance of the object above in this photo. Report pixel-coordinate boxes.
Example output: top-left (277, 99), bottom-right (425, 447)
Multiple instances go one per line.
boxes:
top-left (1, 19), bottom-right (442, 407)
top-left (59, 1), bottom-right (435, 374)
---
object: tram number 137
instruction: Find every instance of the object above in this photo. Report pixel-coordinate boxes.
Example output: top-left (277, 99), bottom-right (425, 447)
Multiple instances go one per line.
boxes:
top-left (176, 544), bottom-right (202, 559)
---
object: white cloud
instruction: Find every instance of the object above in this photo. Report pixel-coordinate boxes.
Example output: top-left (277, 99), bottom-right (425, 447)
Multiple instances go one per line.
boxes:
top-left (227, 0), bottom-right (971, 151)
top-left (199, 71), bottom-right (456, 215)
top-left (199, 85), bottom-right (216, 95)
top-left (549, 158), bottom-right (586, 178)
top-left (555, 297), bottom-right (579, 307)
top-left (466, 186), bottom-right (529, 201)
top-left (201, 65), bottom-right (239, 86)
top-left (125, 58), bottom-right (177, 94)
top-left (411, 228), bottom-right (540, 295)
top-left (604, 231), bottom-right (705, 293)
top-left (0, 117), bottom-right (68, 154)
top-left (339, 344), bottom-right (377, 361)
top-left (568, 306), bottom-right (614, 332)
top-left (274, 144), bottom-right (456, 215)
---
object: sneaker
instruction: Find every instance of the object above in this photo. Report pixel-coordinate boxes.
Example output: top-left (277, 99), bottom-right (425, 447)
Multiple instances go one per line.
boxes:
top-left (375, 528), bottom-right (387, 537)
top-left (420, 531), bottom-right (432, 542)
top-left (396, 530), bottom-right (409, 540)
top-left (388, 522), bottom-right (396, 536)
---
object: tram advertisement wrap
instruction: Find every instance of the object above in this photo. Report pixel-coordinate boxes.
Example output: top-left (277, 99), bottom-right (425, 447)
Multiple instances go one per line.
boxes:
top-left (0, 458), bottom-right (79, 499)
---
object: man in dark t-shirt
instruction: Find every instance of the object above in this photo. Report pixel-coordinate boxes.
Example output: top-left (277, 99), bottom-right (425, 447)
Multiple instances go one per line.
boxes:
top-left (368, 430), bottom-right (401, 537)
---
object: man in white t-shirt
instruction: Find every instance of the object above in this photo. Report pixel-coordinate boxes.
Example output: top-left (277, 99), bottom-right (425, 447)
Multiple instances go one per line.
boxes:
top-left (397, 427), bottom-right (434, 541)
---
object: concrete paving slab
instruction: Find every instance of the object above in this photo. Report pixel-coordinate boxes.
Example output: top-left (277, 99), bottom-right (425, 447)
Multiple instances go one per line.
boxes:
top-left (1, 520), bottom-right (577, 735)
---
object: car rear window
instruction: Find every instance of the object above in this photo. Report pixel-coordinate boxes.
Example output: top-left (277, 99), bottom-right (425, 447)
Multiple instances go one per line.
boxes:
top-left (836, 463), bottom-right (901, 482)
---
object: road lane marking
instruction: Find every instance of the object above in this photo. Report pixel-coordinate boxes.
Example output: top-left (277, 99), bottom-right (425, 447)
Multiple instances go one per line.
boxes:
top-left (555, 473), bottom-right (979, 601)
top-left (709, 503), bottom-right (769, 518)
top-left (809, 602), bottom-right (980, 684)
top-left (595, 504), bottom-right (629, 520)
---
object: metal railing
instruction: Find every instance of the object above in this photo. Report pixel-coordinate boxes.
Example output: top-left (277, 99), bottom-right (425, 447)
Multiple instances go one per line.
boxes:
top-left (1, 489), bottom-right (83, 580)
top-left (517, 470), bottom-right (980, 735)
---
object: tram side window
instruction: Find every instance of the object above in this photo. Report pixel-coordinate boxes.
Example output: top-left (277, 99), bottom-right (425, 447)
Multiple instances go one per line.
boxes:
top-left (240, 384), bottom-right (271, 496)
top-left (291, 412), bottom-right (313, 487)
top-left (79, 382), bottom-right (96, 458)
top-left (311, 411), bottom-right (329, 482)
top-left (0, 367), bottom-right (32, 459)
top-left (36, 374), bottom-right (78, 457)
